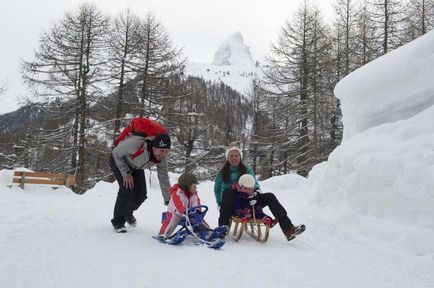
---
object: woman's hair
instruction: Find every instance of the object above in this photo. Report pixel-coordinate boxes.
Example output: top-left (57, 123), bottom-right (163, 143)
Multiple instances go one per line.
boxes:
top-left (221, 160), bottom-right (247, 183)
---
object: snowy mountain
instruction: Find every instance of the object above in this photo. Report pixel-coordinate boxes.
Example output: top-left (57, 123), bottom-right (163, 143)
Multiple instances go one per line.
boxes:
top-left (185, 62), bottom-right (256, 96)
top-left (185, 32), bottom-right (257, 96)
top-left (1, 32), bottom-right (434, 288)
top-left (212, 32), bottom-right (255, 66)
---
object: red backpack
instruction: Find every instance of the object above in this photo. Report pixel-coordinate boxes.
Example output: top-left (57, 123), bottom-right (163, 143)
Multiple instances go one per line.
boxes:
top-left (114, 117), bottom-right (167, 147)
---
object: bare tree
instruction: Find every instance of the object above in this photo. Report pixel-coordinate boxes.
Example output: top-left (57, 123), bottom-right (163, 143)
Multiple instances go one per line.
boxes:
top-left (333, 0), bottom-right (359, 76)
top-left (0, 82), bottom-right (6, 102)
top-left (0, 82), bottom-right (6, 95)
top-left (257, 1), bottom-right (340, 178)
top-left (107, 9), bottom-right (142, 139)
top-left (354, 1), bottom-right (379, 65)
top-left (402, 0), bottom-right (434, 41)
top-left (369, 0), bottom-right (406, 54)
top-left (21, 4), bottom-right (110, 191)
top-left (134, 13), bottom-right (185, 118)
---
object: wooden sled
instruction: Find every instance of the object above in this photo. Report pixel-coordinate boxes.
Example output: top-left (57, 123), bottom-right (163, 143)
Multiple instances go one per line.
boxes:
top-left (229, 214), bottom-right (272, 243)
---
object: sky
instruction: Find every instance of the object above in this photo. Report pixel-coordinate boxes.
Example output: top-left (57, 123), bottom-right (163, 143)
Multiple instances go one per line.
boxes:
top-left (0, 0), bottom-right (334, 114)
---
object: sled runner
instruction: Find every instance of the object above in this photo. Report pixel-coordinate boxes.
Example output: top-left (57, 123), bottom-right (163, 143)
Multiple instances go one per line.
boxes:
top-left (230, 206), bottom-right (273, 243)
top-left (154, 205), bottom-right (226, 249)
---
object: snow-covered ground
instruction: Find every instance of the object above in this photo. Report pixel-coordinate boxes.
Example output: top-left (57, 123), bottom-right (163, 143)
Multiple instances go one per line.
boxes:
top-left (2, 20), bottom-right (434, 288)
top-left (2, 170), bottom-right (425, 288)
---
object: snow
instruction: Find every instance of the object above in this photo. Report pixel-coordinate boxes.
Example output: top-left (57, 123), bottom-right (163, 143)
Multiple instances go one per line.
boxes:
top-left (212, 32), bottom-right (255, 66)
top-left (335, 30), bottom-right (434, 140)
top-left (2, 24), bottom-right (434, 288)
top-left (184, 32), bottom-right (258, 97)
top-left (185, 62), bottom-right (256, 96)
top-left (0, 169), bottom-right (409, 288)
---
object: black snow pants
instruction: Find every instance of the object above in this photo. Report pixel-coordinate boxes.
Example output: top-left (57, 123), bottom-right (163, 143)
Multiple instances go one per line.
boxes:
top-left (218, 188), bottom-right (293, 233)
top-left (110, 155), bottom-right (147, 226)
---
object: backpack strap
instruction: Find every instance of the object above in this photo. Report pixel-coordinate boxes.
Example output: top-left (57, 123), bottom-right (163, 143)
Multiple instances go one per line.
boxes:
top-left (113, 124), bottom-right (132, 147)
top-left (130, 145), bottom-right (145, 159)
top-left (130, 139), bottom-right (161, 164)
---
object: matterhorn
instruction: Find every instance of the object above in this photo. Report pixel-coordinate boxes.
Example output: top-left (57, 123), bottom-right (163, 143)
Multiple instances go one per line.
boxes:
top-left (212, 32), bottom-right (254, 66)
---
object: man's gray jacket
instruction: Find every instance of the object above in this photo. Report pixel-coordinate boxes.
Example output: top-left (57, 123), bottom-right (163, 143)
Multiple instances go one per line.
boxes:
top-left (112, 135), bottom-right (170, 203)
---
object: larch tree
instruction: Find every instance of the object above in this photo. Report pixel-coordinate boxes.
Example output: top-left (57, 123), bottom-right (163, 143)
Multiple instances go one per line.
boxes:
top-left (107, 9), bottom-right (142, 140)
top-left (369, 0), bottom-right (406, 54)
top-left (21, 4), bottom-right (110, 191)
top-left (402, 0), bottom-right (434, 41)
top-left (133, 13), bottom-right (185, 119)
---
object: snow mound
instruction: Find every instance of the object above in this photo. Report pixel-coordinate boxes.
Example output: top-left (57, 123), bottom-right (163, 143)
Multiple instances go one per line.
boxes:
top-left (304, 32), bottom-right (434, 259)
top-left (335, 30), bottom-right (434, 139)
top-left (212, 32), bottom-right (254, 66)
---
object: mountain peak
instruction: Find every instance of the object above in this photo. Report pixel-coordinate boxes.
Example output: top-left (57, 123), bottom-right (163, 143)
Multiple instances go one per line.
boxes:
top-left (212, 32), bottom-right (254, 66)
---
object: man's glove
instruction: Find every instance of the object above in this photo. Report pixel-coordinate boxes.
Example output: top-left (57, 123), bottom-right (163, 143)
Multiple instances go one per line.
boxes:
top-left (247, 192), bottom-right (259, 206)
top-left (164, 200), bottom-right (169, 206)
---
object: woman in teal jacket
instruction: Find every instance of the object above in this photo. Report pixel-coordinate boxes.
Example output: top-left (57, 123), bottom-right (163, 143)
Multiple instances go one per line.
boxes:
top-left (215, 146), bottom-right (306, 240)
top-left (214, 146), bottom-right (259, 206)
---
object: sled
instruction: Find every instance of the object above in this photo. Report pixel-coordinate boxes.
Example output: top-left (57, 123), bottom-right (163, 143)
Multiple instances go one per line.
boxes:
top-left (156, 205), bottom-right (226, 249)
top-left (229, 207), bottom-right (273, 243)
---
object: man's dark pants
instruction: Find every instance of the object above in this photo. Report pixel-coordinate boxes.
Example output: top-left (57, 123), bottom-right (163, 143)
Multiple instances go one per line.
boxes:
top-left (110, 155), bottom-right (147, 226)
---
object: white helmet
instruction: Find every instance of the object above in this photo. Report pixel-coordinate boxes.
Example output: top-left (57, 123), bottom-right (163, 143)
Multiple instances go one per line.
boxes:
top-left (238, 174), bottom-right (255, 189)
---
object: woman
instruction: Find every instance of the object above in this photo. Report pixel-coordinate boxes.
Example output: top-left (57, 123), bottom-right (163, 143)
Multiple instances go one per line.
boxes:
top-left (215, 146), bottom-right (305, 241)
top-left (213, 146), bottom-right (259, 207)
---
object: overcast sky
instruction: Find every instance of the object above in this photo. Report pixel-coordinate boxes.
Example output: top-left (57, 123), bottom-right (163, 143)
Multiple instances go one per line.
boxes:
top-left (0, 0), bottom-right (334, 114)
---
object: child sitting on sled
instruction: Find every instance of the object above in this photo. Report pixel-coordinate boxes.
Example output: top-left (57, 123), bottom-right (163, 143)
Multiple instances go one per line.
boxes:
top-left (159, 173), bottom-right (210, 238)
top-left (220, 174), bottom-right (305, 241)
top-left (233, 186), bottom-right (275, 224)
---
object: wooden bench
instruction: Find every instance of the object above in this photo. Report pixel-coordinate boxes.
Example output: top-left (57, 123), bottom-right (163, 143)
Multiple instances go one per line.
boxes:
top-left (12, 171), bottom-right (76, 189)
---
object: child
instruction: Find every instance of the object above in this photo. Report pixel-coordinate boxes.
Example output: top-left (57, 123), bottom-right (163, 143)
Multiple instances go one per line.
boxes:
top-left (233, 174), bottom-right (273, 223)
top-left (222, 174), bottom-right (305, 241)
top-left (158, 173), bottom-right (210, 238)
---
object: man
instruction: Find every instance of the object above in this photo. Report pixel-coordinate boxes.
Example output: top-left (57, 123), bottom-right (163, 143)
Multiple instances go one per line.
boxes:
top-left (110, 133), bottom-right (171, 233)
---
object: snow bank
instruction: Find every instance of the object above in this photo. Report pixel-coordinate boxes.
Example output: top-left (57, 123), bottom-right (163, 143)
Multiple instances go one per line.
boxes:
top-left (335, 30), bottom-right (434, 139)
top-left (303, 31), bottom-right (434, 261)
